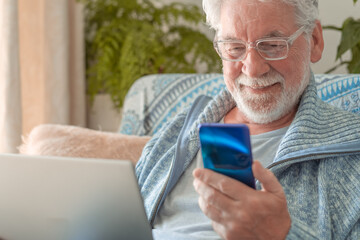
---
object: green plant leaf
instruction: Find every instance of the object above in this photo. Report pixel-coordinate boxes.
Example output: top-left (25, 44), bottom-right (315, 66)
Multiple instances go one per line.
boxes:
top-left (336, 17), bottom-right (360, 59)
top-left (347, 43), bottom-right (360, 73)
top-left (322, 25), bottom-right (342, 31)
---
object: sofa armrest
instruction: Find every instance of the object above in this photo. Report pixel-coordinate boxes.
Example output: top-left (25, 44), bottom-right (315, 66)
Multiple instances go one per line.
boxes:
top-left (19, 124), bottom-right (151, 164)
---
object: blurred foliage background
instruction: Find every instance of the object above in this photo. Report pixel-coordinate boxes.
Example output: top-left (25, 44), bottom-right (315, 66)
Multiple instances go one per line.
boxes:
top-left (78, 0), bottom-right (221, 110)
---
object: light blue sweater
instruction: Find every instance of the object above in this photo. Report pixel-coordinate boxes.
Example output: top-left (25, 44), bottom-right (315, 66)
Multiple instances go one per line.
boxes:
top-left (136, 74), bottom-right (360, 239)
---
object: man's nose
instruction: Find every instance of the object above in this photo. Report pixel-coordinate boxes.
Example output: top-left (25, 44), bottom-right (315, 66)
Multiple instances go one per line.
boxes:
top-left (241, 48), bottom-right (270, 78)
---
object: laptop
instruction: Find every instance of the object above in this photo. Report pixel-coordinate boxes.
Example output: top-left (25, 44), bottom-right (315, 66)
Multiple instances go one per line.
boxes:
top-left (0, 154), bottom-right (153, 240)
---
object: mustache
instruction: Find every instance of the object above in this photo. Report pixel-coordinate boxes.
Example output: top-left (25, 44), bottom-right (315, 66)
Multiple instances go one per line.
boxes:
top-left (235, 71), bottom-right (285, 88)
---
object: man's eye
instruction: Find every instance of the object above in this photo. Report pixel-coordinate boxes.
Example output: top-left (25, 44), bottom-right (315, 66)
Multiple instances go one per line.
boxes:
top-left (226, 44), bottom-right (246, 52)
top-left (259, 41), bottom-right (287, 51)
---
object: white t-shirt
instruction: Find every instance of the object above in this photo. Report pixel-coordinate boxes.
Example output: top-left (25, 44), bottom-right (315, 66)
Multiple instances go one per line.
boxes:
top-left (251, 126), bottom-right (289, 167)
top-left (153, 126), bottom-right (288, 240)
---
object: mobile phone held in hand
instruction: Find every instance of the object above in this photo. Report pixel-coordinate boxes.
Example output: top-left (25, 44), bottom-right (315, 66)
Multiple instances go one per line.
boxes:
top-left (198, 123), bottom-right (255, 189)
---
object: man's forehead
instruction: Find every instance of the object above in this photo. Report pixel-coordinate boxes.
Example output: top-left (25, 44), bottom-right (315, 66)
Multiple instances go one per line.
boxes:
top-left (241, 1), bottom-right (259, 25)
top-left (219, 0), bottom-right (294, 38)
top-left (220, 30), bottom-right (287, 41)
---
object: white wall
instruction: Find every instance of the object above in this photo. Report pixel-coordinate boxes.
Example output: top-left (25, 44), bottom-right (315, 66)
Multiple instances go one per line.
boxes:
top-left (164, 0), bottom-right (360, 74)
top-left (314, 1), bottom-right (360, 74)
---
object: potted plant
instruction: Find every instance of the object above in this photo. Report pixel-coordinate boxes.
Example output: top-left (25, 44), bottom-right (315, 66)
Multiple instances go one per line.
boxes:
top-left (78, 0), bottom-right (221, 111)
top-left (323, 0), bottom-right (359, 73)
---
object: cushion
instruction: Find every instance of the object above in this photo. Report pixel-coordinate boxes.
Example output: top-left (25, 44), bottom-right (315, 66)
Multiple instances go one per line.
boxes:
top-left (315, 74), bottom-right (360, 114)
top-left (119, 74), bottom-right (225, 136)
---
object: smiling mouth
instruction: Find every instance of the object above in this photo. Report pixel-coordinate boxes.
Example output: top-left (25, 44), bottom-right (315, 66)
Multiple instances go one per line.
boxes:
top-left (243, 82), bottom-right (279, 90)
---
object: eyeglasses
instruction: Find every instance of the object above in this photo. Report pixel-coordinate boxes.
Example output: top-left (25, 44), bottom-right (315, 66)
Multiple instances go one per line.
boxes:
top-left (213, 26), bottom-right (306, 62)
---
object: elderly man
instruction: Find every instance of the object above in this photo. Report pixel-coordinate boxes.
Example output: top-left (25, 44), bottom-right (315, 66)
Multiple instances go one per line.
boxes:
top-left (136, 0), bottom-right (360, 239)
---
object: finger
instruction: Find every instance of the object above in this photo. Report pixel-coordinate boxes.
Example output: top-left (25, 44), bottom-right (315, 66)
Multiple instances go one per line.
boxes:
top-left (193, 168), bottom-right (252, 198)
top-left (198, 196), bottom-right (224, 223)
top-left (252, 161), bottom-right (284, 196)
top-left (193, 178), bottom-right (234, 212)
top-left (211, 221), bottom-right (227, 240)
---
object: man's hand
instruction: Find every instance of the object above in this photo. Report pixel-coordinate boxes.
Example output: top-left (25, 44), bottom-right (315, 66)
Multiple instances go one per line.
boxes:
top-left (193, 161), bottom-right (291, 240)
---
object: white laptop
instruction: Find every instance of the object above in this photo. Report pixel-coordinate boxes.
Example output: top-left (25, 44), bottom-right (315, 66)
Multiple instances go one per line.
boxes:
top-left (0, 154), bottom-right (153, 240)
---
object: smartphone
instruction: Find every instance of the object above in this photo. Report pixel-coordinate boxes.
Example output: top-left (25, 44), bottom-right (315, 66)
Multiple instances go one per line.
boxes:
top-left (198, 123), bottom-right (255, 189)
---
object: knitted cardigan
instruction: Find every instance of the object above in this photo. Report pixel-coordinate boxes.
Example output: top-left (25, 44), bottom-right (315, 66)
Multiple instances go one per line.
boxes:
top-left (136, 74), bottom-right (360, 239)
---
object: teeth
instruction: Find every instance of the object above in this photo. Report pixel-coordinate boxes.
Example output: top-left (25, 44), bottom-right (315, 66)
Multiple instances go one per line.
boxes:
top-left (250, 85), bottom-right (269, 89)
top-left (247, 82), bottom-right (278, 89)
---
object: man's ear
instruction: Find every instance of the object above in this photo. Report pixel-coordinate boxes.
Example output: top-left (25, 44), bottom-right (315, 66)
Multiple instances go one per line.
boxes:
top-left (310, 20), bottom-right (324, 63)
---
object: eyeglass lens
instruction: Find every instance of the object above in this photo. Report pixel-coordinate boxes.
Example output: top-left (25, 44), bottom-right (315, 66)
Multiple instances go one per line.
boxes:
top-left (216, 39), bottom-right (289, 61)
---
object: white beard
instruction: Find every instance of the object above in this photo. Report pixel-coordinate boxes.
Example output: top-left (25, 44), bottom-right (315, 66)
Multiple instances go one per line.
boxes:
top-left (230, 68), bottom-right (310, 124)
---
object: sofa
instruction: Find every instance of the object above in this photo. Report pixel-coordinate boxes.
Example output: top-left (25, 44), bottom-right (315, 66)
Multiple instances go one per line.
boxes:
top-left (20, 73), bottom-right (360, 163)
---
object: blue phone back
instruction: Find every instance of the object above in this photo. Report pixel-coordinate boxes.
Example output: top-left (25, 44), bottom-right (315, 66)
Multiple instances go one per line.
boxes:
top-left (199, 123), bottom-right (255, 188)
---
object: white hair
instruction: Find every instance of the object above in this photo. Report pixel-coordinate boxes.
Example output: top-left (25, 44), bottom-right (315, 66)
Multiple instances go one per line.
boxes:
top-left (202, 0), bottom-right (319, 34)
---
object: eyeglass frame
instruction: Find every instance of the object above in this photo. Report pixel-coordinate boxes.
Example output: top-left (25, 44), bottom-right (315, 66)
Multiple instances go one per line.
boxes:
top-left (213, 26), bottom-right (307, 62)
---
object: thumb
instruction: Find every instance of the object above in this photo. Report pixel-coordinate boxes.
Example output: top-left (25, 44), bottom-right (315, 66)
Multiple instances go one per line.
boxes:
top-left (252, 161), bottom-right (283, 196)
